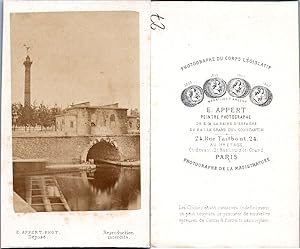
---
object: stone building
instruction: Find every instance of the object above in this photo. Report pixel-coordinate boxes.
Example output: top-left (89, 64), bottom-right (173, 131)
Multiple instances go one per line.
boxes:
top-left (127, 108), bottom-right (140, 133)
top-left (55, 102), bottom-right (130, 136)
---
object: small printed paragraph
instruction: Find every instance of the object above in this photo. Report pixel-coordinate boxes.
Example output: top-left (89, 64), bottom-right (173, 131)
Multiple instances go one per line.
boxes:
top-left (178, 204), bottom-right (271, 224)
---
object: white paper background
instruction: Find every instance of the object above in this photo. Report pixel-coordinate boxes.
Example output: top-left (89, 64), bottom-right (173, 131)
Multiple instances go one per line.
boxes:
top-left (1, 1), bottom-right (150, 247)
top-left (151, 2), bottom-right (299, 247)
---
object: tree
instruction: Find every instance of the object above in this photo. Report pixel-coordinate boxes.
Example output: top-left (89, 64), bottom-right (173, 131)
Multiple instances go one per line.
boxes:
top-left (11, 102), bottom-right (62, 132)
top-left (12, 103), bottom-right (22, 131)
top-left (18, 105), bottom-right (35, 131)
top-left (49, 104), bottom-right (61, 130)
top-left (37, 104), bottom-right (48, 130)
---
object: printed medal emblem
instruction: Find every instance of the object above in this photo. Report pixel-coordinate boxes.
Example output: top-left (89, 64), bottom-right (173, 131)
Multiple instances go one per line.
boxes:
top-left (227, 78), bottom-right (251, 98)
top-left (181, 85), bottom-right (204, 107)
top-left (249, 86), bottom-right (273, 107)
top-left (203, 78), bottom-right (227, 98)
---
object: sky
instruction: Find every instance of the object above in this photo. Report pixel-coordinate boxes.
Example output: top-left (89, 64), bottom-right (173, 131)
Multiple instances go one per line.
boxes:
top-left (11, 11), bottom-right (139, 110)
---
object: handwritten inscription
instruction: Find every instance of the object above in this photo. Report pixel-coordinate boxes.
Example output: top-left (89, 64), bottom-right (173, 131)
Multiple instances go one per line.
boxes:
top-left (150, 13), bottom-right (165, 30)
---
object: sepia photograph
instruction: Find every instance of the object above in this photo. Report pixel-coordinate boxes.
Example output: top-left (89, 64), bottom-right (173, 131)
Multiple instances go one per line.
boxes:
top-left (11, 11), bottom-right (141, 212)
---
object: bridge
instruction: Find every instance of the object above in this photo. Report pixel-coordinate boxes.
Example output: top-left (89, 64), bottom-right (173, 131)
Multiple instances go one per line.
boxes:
top-left (12, 133), bottom-right (140, 165)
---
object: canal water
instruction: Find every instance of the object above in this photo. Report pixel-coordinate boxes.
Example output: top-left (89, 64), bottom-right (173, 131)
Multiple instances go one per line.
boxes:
top-left (13, 163), bottom-right (141, 211)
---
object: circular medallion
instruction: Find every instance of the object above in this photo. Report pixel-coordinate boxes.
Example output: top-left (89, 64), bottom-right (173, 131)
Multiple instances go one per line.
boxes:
top-left (203, 78), bottom-right (227, 98)
top-left (227, 78), bottom-right (251, 98)
top-left (249, 86), bottom-right (273, 107)
top-left (181, 85), bottom-right (204, 107)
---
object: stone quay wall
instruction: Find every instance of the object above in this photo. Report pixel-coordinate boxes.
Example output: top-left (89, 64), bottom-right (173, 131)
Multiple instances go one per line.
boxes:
top-left (12, 134), bottom-right (140, 164)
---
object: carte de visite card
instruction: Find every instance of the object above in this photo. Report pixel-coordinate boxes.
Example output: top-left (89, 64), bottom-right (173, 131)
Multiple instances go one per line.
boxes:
top-left (151, 1), bottom-right (299, 247)
top-left (2, 1), bottom-right (299, 248)
top-left (1, 1), bottom-right (150, 247)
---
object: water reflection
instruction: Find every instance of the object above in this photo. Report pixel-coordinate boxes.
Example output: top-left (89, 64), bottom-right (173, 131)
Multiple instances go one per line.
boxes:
top-left (56, 163), bottom-right (141, 211)
top-left (13, 163), bottom-right (141, 212)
